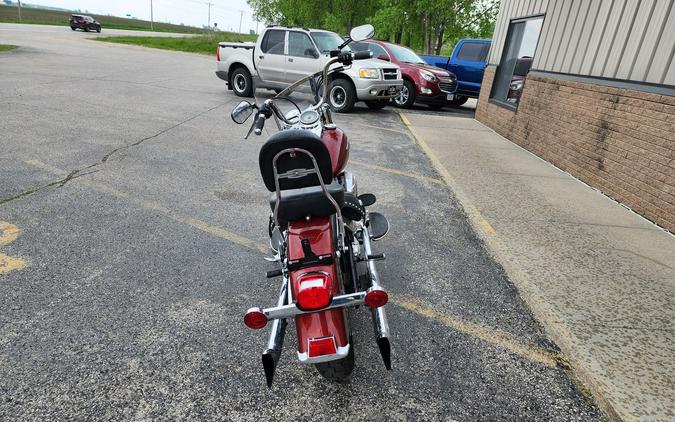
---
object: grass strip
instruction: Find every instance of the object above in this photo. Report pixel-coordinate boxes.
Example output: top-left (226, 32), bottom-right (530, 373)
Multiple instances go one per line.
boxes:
top-left (0, 44), bottom-right (17, 52)
top-left (94, 33), bottom-right (256, 55)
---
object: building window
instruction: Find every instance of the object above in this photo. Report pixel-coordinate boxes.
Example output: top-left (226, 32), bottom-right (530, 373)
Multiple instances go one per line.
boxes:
top-left (491, 16), bottom-right (544, 107)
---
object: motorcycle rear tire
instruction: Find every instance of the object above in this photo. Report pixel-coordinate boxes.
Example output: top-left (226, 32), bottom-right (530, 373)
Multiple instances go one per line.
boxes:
top-left (315, 340), bottom-right (355, 382)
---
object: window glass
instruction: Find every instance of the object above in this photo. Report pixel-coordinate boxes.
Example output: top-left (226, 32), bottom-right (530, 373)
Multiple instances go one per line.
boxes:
top-left (367, 43), bottom-right (388, 59)
top-left (456, 42), bottom-right (490, 62)
top-left (261, 30), bottom-right (286, 55)
top-left (288, 32), bottom-right (317, 58)
top-left (310, 31), bottom-right (351, 54)
top-left (490, 17), bottom-right (543, 107)
top-left (351, 42), bottom-right (366, 51)
top-left (387, 43), bottom-right (425, 64)
top-left (352, 42), bottom-right (388, 59)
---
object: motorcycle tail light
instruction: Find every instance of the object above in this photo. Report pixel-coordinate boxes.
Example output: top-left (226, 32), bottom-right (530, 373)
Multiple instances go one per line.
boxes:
top-left (365, 287), bottom-right (388, 308)
top-left (216, 47), bottom-right (220, 61)
top-left (296, 273), bottom-right (333, 311)
top-left (244, 307), bottom-right (268, 329)
top-left (308, 336), bottom-right (337, 357)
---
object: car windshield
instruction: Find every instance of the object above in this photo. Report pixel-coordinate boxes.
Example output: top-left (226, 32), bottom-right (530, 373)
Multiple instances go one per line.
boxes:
top-left (310, 31), bottom-right (351, 54)
top-left (387, 44), bottom-right (425, 64)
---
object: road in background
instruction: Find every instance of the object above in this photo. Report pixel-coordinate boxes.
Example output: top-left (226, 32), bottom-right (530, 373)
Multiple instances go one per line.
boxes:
top-left (0, 22), bottom-right (194, 37)
top-left (0, 24), bottom-right (599, 420)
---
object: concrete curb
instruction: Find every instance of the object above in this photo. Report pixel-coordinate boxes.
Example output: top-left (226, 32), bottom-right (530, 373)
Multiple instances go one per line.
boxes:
top-left (398, 111), bottom-right (621, 422)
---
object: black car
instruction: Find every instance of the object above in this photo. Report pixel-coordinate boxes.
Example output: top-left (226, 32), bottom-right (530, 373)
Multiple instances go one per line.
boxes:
top-left (69, 15), bottom-right (101, 32)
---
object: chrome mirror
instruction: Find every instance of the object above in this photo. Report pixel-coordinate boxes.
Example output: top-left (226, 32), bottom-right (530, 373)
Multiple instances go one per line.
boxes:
top-left (231, 100), bottom-right (256, 124)
top-left (349, 24), bottom-right (375, 42)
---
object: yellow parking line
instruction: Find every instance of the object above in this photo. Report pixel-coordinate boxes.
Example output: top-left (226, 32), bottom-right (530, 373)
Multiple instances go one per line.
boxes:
top-left (0, 222), bottom-right (20, 246)
top-left (0, 253), bottom-right (27, 274)
top-left (392, 295), bottom-right (565, 368)
top-left (399, 112), bottom-right (412, 126)
top-left (478, 218), bottom-right (497, 236)
top-left (352, 121), bottom-right (409, 134)
top-left (24, 160), bottom-right (270, 255)
top-left (0, 221), bottom-right (28, 274)
top-left (349, 160), bottom-right (444, 185)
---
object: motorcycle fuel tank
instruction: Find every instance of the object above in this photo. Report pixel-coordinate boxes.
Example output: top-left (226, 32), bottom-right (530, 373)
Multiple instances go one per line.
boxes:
top-left (322, 128), bottom-right (349, 177)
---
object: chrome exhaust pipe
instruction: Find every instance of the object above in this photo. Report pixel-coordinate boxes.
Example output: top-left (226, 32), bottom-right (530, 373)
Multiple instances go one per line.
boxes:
top-left (371, 306), bottom-right (391, 370)
top-left (262, 276), bottom-right (289, 387)
top-left (362, 223), bottom-right (392, 370)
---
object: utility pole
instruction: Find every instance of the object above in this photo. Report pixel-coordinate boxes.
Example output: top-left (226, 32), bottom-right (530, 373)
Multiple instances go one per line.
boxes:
top-left (150, 0), bottom-right (154, 31)
top-left (239, 10), bottom-right (243, 34)
top-left (17, 0), bottom-right (22, 23)
top-left (206, 2), bottom-right (213, 29)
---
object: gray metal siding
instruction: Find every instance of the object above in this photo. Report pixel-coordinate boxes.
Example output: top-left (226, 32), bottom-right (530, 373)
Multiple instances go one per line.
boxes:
top-left (488, 0), bottom-right (675, 85)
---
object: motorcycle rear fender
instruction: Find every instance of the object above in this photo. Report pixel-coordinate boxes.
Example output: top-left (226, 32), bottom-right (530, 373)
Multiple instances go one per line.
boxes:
top-left (287, 216), bottom-right (349, 363)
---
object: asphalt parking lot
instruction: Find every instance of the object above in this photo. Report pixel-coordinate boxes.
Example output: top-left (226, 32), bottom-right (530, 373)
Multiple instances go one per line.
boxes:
top-left (1, 24), bottom-right (600, 420)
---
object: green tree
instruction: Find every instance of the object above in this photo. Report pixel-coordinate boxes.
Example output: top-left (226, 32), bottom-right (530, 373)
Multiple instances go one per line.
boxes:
top-left (247, 0), bottom-right (499, 54)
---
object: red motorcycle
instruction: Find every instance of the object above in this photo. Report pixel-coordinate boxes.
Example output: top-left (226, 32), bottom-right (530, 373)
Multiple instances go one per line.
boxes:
top-left (230, 24), bottom-right (392, 385)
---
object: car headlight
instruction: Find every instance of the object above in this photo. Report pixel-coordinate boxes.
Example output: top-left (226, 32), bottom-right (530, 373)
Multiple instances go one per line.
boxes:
top-left (510, 80), bottom-right (524, 90)
top-left (359, 68), bottom-right (380, 79)
top-left (420, 70), bottom-right (436, 82)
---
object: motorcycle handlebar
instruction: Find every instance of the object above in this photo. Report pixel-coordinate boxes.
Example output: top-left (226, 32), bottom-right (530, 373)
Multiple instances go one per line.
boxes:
top-left (253, 112), bottom-right (266, 135)
top-left (353, 50), bottom-right (372, 60)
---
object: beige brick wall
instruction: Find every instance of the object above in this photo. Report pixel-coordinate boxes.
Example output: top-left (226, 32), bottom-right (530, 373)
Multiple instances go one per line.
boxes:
top-left (476, 67), bottom-right (675, 232)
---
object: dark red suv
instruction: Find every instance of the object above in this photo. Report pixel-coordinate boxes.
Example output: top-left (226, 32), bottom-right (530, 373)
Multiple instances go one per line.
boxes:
top-left (353, 40), bottom-right (458, 109)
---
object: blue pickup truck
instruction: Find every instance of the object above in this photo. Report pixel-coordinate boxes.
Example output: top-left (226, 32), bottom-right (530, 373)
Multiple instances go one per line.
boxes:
top-left (421, 39), bottom-right (490, 106)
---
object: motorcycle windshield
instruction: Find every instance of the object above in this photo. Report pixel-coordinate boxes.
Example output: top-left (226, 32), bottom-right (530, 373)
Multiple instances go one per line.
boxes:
top-left (310, 31), bottom-right (351, 54)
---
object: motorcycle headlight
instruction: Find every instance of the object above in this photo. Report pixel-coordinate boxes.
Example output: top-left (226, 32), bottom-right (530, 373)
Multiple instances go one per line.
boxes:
top-left (359, 68), bottom-right (380, 79)
top-left (420, 70), bottom-right (436, 82)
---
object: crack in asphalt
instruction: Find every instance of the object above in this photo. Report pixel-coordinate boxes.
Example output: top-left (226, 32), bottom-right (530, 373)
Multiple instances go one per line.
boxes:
top-left (0, 100), bottom-right (232, 206)
top-left (0, 170), bottom-right (93, 206)
top-left (100, 101), bottom-right (229, 163)
top-left (1, 70), bottom-right (226, 96)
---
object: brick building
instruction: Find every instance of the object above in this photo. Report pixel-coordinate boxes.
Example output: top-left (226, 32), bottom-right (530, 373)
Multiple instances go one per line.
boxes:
top-left (476, 0), bottom-right (674, 232)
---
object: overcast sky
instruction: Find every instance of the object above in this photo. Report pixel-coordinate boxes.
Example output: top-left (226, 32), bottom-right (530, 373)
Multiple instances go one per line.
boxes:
top-left (30, 0), bottom-right (260, 33)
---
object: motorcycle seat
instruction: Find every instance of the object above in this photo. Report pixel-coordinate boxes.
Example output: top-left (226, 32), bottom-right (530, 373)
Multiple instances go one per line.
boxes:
top-left (259, 129), bottom-right (333, 192)
top-left (269, 180), bottom-right (345, 222)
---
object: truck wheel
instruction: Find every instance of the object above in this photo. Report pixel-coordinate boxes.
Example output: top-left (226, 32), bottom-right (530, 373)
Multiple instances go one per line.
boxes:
top-left (328, 78), bottom-right (356, 113)
top-left (231, 67), bottom-right (254, 97)
top-left (315, 340), bottom-right (355, 382)
top-left (365, 100), bottom-right (388, 110)
top-left (393, 80), bottom-right (415, 108)
top-left (449, 95), bottom-right (468, 107)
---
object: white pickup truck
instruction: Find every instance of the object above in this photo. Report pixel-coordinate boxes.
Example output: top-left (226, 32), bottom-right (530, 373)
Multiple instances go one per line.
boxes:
top-left (216, 26), bottom-right (403, 112)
